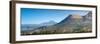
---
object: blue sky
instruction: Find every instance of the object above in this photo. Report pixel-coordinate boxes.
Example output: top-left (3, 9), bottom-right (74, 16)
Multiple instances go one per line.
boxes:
top-left (21, 8), bottom-right (90, 24)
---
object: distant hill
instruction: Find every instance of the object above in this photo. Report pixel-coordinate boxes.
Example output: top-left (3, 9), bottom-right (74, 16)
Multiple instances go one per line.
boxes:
top-left (21, 11), bottom-right (92, 35)
top-left (21, 21), bottom-right (57, 31)
top-left (39, 20), bottom-right (57, 26)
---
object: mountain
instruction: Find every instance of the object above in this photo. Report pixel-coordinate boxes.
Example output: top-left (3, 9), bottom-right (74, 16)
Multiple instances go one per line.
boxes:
top-left (83, 11), bottom-right (92, 21)
top-left (53, 11), bottom-right (92, 33)
top-left (21, 21), bottom-right (57, 31)
top-left (21, 24), bottom-right (40, 31)
top-left (21, 11), bottom-right (92, 35)
top-left (53, 14), bottom-right (83, 33)
top-left (81, 11), bottom-right (92, 32)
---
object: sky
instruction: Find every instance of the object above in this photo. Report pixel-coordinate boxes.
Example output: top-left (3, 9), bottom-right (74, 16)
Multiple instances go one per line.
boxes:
top-left (21, 8), bottom-right (90, 24)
